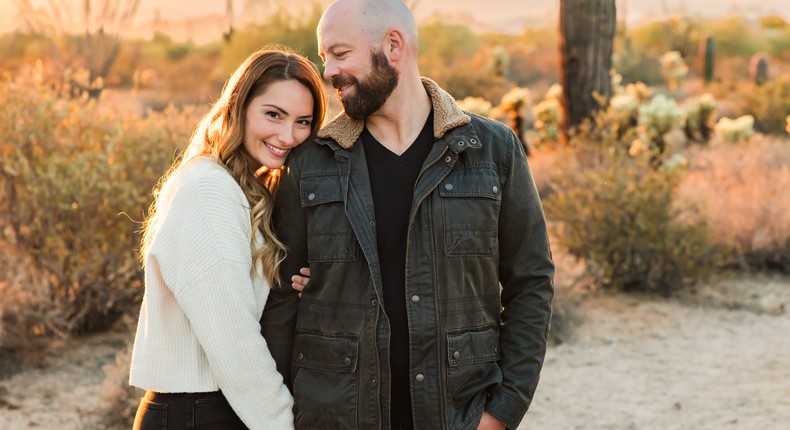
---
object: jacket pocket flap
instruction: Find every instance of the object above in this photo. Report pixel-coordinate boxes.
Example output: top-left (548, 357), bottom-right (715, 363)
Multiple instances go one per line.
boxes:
top-left (300, 175), bottom-right (342, 207)
top-left (440, 169), bottom-right (502, 200)
top-left (308, 233), bottom-right (359, 262)
top-left (293, 332), bottom-right (358, 373)
top-left (447, 325), bottom-right (500, 367)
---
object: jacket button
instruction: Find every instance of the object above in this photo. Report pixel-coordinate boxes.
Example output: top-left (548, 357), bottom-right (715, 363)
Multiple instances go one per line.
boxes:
top-left (470, 138), bottom-right (477, 144)
top-left (297, 352), bottom-right (304, 361)
top-left (371, 299), bottom-right (378, 306)
top-left (344, 357), bottom-right (352, 366)
top-left (411, 295), bottom-right (420, 304)
top-left (415, 373), bottom-right (424, 382)
top-left (457, 141), bottom-right (465, 147)
top-left (444, 183), bottom-right (454, 191)
top-left (492, 185), bottom-right (499, 193)
top-left (445, 156), bottom-right (452, 163)
top-left (453, 351), bottom-right (460, 360)
top-left (307, 192), bottom-right (316, 201)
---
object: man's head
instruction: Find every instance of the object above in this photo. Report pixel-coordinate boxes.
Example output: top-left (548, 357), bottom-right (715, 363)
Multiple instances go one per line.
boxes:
top-left (318, 0), bottom-right (419, 119)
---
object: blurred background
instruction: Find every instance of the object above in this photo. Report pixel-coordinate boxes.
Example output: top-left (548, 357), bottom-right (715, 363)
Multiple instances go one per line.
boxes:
top-left (0, 0), bottom-right (788, 429)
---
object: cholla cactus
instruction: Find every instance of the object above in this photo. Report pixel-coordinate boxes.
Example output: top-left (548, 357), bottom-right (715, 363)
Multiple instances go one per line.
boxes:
top-left (545, 83), bottom-right (563, 102)
top-left (625, 82), bottom-right (653, 104)
top-left (491, 45), bottom-right (511, 78)
top-left (684, 93), bottom-right (718, 142)
top-left (531, 98), bottom-right (563, 145)
top-left (499, 87), bottom-right (531, 115)
top-left (638, 94), bottom-right (686, 153)
top-left (457, 96), bottom-right (493, 117)
top-left (660, 51), bottom-right (689, 90)
top-left (714, 115), bottom-right (755, 144)
top-left (610, 94), bottom-right (638, 114)
top-left (498, 87), bottom-right (532, 149)
top-left (639, 95), bottom-right (686, 137)
top-left (609, 93), bottom-right (639, 133)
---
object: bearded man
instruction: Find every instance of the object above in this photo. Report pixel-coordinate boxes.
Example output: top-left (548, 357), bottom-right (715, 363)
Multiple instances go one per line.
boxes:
top-left (261, 1), bottom-right (554, 429)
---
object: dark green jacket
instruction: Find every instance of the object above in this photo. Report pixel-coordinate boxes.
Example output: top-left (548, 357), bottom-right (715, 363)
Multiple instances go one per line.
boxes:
top-left (261, 78), bottom-right (554, 430)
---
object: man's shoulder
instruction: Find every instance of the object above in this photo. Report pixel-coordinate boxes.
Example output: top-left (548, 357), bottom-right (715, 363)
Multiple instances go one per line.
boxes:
top-left (465, 112), bottom-right (514, 141)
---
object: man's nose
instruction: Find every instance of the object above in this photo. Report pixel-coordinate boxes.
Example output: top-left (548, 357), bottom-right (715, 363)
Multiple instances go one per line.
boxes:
top-left (323, 59), bottom-right (338, 81)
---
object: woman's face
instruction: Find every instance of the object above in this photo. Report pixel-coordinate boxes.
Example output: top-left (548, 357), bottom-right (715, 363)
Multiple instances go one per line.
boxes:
top-left (243, 79), bottom-right (315, 169)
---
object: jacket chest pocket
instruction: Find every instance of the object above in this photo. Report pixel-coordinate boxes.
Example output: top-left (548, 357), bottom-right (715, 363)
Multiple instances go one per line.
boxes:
top-left (439, 168), bottom-right (502, 257)
top-left (300, 175), bottom-right (360, 263)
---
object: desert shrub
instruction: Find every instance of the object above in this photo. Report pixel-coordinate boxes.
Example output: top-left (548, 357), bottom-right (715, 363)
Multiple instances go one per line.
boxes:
top-left (544, 113), bottom-right (713, 295)
top-left (0, 65), bottom-right (199, 341)
top-left (677, 137), bottom-right (790, 272)
top-left (735, 75), bottom-right (790, 133)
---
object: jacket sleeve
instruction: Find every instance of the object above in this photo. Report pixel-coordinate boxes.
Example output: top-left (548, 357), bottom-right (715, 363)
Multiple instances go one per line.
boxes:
top-left (485, 130), bottom-right (555, 429)
top-left (261, 159), bottom-right (307, 389)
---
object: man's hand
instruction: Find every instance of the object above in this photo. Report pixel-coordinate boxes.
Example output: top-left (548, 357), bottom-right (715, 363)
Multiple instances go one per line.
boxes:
top-left (291, 267), bottom-right (310, 297)
top-left (477, 411), bottom-right (506, 430)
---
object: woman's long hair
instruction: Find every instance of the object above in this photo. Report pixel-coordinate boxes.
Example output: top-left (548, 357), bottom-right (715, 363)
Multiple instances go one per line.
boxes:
top-left (141, 47), bottom-right (326, 287)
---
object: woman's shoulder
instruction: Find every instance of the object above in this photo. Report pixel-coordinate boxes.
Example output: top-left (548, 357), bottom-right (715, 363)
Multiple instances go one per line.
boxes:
top-left (163, 157), bottom-right (247, 211)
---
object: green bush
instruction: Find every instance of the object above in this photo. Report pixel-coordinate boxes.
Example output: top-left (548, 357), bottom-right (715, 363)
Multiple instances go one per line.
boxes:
top-left (0, 65), bottom-right (199, 340)
top-left (544, 117), bottom-right (713, 295)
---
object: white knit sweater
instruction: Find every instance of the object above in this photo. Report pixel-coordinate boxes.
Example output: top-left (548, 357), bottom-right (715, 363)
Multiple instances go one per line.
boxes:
top-left (129, 157), bottom-right (294, 429)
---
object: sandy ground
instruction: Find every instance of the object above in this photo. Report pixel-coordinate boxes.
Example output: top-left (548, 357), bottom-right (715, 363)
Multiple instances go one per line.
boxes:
top-left (521, 274), bottom-right (790, 430)
top-left (1, 261), bottom-right (788, 429)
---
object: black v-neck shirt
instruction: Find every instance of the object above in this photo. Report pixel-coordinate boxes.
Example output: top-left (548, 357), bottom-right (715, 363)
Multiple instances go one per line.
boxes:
top-left (361, 110), bottom-right (434, 427)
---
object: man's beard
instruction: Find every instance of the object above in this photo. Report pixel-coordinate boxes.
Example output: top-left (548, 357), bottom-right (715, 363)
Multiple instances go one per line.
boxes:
top-left (332, 50), bottom-right (399, 120)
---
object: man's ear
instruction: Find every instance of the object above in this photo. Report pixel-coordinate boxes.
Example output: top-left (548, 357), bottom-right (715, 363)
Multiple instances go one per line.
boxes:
top-left (385, 28), bottom-right (406, 62)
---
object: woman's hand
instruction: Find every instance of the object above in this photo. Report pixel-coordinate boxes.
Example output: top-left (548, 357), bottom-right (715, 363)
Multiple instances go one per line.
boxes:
top-left (291, 267), bottom-right (310, 297)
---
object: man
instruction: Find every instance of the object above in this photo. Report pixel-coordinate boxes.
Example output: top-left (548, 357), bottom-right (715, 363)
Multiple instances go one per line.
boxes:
top-left (261, 1), bottom-right (554, 429)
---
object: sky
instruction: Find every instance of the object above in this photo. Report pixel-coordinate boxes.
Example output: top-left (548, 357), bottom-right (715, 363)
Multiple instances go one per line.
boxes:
top-left (1, 0), bottom-right (789, 38)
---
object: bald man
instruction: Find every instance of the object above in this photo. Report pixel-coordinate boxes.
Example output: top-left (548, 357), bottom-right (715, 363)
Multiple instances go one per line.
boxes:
top-left (261, 1), bottom-right (554, 429)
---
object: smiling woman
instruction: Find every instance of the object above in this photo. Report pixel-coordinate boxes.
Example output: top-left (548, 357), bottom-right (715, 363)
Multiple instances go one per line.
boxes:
top-left (243, 80), bottom-right (315, 169)
top-left (128, 47), bottom-right (326, 430)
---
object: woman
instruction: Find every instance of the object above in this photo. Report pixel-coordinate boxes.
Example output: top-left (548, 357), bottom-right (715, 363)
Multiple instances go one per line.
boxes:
top-left (130, 48), bottom-right (326, 429)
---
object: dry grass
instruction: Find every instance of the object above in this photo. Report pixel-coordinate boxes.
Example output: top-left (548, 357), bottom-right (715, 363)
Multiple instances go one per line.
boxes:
top-left (677, 135), bottom-right (790, 270)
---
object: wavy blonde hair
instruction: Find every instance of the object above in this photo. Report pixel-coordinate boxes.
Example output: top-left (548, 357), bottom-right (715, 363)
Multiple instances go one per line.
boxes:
top-left (141, 47), bottom-right (326, 286)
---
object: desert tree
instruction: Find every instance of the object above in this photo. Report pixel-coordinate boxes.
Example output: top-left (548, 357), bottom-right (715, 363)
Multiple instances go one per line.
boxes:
top-left (12, 0), bottom-right (140, 97)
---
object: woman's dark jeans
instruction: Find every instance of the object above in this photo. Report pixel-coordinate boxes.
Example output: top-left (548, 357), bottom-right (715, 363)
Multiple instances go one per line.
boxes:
top-left (133, 390), bottom-right (248, 430)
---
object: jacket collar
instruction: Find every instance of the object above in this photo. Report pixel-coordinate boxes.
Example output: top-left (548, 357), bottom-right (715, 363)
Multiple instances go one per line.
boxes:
top-left (316, 77), bottom-right (471, 149)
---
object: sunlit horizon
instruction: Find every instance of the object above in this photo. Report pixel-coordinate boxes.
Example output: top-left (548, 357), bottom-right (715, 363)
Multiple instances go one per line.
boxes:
top-left (0, 0), bottom-right (788, 42)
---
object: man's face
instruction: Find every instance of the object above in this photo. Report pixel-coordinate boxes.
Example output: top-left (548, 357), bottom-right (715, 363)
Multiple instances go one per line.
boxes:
top-left (331, 49), bottom-right (399, 120)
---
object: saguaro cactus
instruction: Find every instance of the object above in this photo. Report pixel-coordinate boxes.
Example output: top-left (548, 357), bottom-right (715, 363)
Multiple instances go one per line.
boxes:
top-left (559, 0), bottom-right (617, 139)
top-left (749, 54), bottom-right (769, 86)
top-left (701, 36), bottom-right (715, 83)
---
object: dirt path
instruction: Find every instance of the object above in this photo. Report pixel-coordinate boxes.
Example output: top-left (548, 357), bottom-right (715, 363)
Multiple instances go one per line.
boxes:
top-left (521, 275), bottom-right (790, 430)
top-left (1, 274), bottom-right (788, 430)
top-left (0, 330), bottom-right (130, 429)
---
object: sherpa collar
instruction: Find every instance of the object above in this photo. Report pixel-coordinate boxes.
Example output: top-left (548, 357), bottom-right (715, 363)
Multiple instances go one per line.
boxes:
top-left (316, 77), bottom-right (471, 149)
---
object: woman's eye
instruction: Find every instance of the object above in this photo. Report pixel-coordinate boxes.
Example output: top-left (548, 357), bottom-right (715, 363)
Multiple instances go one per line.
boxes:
top-left (297, 119), bottom-right (312, 127)
top-left (266, 111), bottom-right (281, 119)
